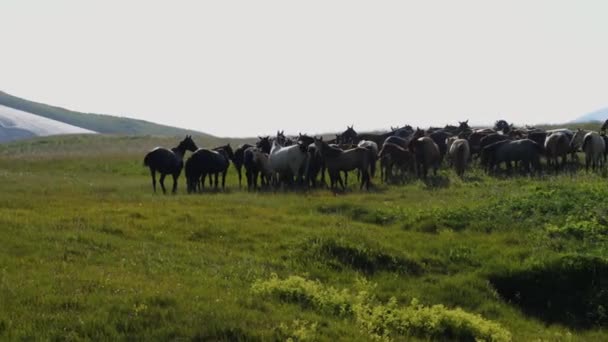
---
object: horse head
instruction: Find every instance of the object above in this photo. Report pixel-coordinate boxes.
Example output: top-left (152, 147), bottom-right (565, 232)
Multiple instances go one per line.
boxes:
top-left (178, 135), bottom-right (198, 153)
top-left (256, 136), bottom-right (272, 154)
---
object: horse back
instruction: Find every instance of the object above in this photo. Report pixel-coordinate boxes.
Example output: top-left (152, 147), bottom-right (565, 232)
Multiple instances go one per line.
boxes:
top-left (144, 148), bottom-right (181, 173)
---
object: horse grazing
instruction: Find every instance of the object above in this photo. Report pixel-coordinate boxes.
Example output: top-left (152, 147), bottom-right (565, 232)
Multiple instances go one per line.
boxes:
top-left (144, 135), bottom-right (198, 194)
top-left (232, 144), bottom-right (253, 188)
top-left (378, 142), bottom-right (414, 183)
top-left (481, 139), bottom-right (542, 175)
top-left (544, 132), bottom-right (570, 173)
top-left (581, 131), bottom-right (605, 171)
top-left (268, 138), bottom-right (308, 187)
top-left (448, 139), bottom-right (470, 177)
top-left (314, 137), bottom-right (373, 190)
top-left (185, 145), bottom-right (233, 193)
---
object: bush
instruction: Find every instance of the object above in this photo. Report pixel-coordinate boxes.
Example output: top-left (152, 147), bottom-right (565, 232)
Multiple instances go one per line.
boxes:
top-left (252, 275), bottom-right (511, 341)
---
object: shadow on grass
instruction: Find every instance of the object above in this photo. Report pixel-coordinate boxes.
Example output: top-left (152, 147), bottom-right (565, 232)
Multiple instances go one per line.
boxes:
top-left (489, 255), bottom-right (608, 329)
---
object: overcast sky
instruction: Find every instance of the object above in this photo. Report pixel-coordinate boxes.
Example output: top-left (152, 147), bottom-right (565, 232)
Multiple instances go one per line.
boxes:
top-left (1, 1), bottom-right (607, 137)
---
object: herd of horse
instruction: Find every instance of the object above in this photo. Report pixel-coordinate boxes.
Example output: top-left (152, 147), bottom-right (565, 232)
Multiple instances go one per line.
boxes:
top-left (143, 119), bottom-right (608, 194)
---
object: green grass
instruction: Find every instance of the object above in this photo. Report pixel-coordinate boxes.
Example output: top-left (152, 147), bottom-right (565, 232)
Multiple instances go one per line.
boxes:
top-left (1, 134), bottom-right (607, 341)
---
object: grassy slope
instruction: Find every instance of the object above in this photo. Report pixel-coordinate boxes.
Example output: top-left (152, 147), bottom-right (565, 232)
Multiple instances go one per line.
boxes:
top-left (0, 91), bottom-right (212, 137)
top-left (0, 135), bottom-right (607, 341)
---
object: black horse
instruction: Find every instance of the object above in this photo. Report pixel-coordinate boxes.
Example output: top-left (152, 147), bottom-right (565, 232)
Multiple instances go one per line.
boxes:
top-left (233, 144), bottom-right (254, 188)
top-left (144, 135), bottom-right (198, 194)
top-left (185, 144), bottom-right (234, 193)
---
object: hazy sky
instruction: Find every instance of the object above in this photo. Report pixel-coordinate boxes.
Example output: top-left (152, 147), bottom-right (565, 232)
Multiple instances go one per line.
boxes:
top-left (1, 1), bottom-right (607, 137)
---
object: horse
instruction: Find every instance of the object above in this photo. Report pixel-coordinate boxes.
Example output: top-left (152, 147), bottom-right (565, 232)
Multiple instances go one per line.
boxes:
top-left (144, 135), bottom-right (198, 194)
top-left (480, 133), bottom-right (511, 152)
top-left (185, 144), bottom-right (233, 193)
top-left (544, 132), bottom-right (570, 173)
top-left (296, 134), bottom-right (325, 188)
top-left (268, 137), bottom-right (308, 187)
top-left (448, 139), bottom-right (470, 177)
top-left (378, 142), bottom-right (414, 183)
top-left (467, 131), bottom-right (492, 159)
top-left (570, 129), bottom-right (590, 162)
top-left (494, 120), bottom-right (511, 134)
top-left (581, 131), bottom-right (605, 171)
top-left (526, 132), bottom-right (547, 153)
top-left (409, 136), bottom-right (440, 179)
top-left (338, 125), bottom-right (358, 144)
top-left (601, 119), bottom-right (608, 133)
top-left (232, 144), bottom-right (253, 188)
top-left (481, 139), bottom-right (542, 175)
top-left (383, 136), bottom-right (409, 149)
top-left (357, 140), bottom-right (378, 178)
top-left (429, 130), bottom-right (452, 164)
top-left (243, 147), bottom-right (273, 191)
top-left (314, 137), bottom-right (373, 190)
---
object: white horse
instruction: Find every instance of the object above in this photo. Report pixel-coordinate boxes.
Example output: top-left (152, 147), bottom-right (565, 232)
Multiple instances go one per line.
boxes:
top-left (448, 139), bottom-right (470, 177)
top-left (268, 138), bottom-right (308, 186)
top-left (581, 131), bottom-right (605, 171)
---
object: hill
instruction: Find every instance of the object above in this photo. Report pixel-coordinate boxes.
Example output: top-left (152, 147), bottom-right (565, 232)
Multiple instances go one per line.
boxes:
top-left (0, 90), bottom-right (213, 137)
top-left (572, 107), bottom-right (608, 123)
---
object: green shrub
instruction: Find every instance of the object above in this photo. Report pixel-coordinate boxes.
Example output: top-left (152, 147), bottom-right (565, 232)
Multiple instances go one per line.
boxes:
top-left (252, 275), bottom-right (511, 341)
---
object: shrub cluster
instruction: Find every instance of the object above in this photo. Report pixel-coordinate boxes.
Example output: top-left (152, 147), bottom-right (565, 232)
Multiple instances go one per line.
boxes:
top-left (252, 274), bottom-right (511, 341)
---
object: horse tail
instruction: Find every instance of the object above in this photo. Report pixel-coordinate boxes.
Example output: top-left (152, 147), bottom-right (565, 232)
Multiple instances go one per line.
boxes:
top-left (244, 148), bottom-right (254, 165)
top-left (454, 142), bottom-right (467, 175)
top-left (368, 148), bottom-right (377, 178)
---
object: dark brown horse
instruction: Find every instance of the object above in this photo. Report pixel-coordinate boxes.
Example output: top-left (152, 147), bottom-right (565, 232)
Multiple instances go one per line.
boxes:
top-left (378, 142), bottom-right (415, 183)
top-left (314, 137), bottom-right (373, 190)
top-left (144, 135), bottom-right (198, 194)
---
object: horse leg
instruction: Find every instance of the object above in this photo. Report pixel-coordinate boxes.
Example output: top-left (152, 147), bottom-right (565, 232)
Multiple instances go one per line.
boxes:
top-left (172, 173), bottom-right (178, 194)
top-left (237, 167), bottom-right (242, 188)
top-left (222, 171), bottom-right (227, 190)
top-left (214, 173), bottom-right (219, 189)
top-left (159, 174), bottom-right (167, 194)
top-left (200, 173), bottom-right (206, 192)
top-left (150, 169), bottom-right (157, 193)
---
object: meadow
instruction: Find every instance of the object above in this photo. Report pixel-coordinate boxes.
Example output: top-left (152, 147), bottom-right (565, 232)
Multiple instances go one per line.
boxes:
top-left (0, 134), bottom-right (607, 341)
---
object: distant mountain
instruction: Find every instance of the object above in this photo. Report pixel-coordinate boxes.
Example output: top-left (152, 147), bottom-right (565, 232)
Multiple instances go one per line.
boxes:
top-left (572, 108), bottom-right (608, 123)
top-left (0, 91), bottom-right (213, 137)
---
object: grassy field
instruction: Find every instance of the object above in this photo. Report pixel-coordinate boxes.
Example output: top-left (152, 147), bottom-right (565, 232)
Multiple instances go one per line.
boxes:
top-left (0, 134), bottom-right (607, 341)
